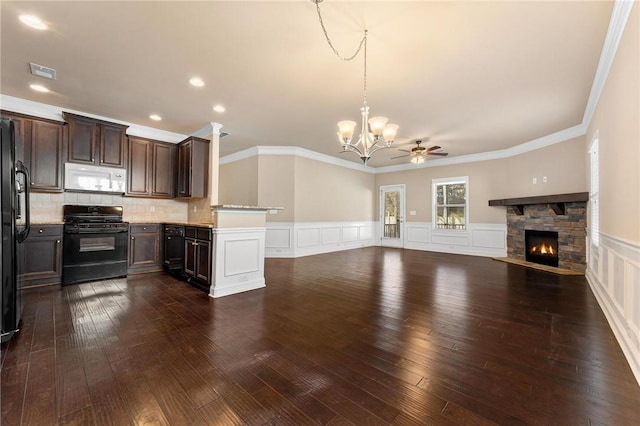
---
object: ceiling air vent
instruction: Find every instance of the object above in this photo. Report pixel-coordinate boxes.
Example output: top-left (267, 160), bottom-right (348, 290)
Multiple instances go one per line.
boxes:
top-left (29, 62), bottom-right (56, 80)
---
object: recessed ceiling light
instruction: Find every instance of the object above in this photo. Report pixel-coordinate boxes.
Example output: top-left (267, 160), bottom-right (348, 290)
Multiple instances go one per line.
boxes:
top-left (149, 114), bottom-right (162, 121)
top-left (189, 77), bottom-right (204, 87)
top-left (213, 105), bottom-right (226, 113)
top-left (19, 14), bottom-right (48, 30)
top-left (30, 84), bottom-right (49, 93)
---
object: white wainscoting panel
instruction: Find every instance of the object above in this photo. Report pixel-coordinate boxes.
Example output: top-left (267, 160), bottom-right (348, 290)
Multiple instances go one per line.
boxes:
top-left (586, 232), bottom-right (640, 386)
top-left (210, 228), bottom-right (266, 298)
top-left (406, 226), bottom-right (430, 243)
top-left (342, 226), bottom-right (359, 242)
top-left (265, 228), bottom-right (291, 249)
top-left (297, 228), bottom-right (321, 248)
top-left (322, 227), bottom-right (341, 245)
top-left (431, 233), bottom-right (469, 247)
top-left (359, 225), bottom-right (373, 241)
top-left (472, 228), bottom-right (507, 249)
top-left (265, 222), bottom-right (377, 258)
top-left (224, 239), bottom-right (260, 276)
top-left (403, 222), bottom-right (507, 257)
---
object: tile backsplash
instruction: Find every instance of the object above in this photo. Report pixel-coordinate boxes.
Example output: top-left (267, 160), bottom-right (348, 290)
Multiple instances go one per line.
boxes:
top-left (30, 192), bottom-right (189, 223)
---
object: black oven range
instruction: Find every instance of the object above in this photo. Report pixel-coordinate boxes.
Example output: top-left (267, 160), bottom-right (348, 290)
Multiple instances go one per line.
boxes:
top-left (62, 205), bottom-right (129, 285)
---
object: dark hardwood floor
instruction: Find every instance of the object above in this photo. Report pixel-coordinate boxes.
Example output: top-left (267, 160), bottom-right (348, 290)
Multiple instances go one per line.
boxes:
top-left (2, 247), bottom-right (639, 425)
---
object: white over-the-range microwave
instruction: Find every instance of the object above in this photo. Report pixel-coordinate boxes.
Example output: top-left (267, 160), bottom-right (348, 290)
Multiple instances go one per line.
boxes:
top-left (64, 163), bottom-right (127, 193)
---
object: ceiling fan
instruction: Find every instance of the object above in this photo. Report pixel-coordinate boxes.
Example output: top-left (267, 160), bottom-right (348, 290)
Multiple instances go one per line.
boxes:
top-left (391, 140), bottom-right (448, 163)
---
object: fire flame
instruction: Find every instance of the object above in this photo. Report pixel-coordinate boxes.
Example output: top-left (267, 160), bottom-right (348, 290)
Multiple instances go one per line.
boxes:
top-left (530, 243), bottom-right (555, 255)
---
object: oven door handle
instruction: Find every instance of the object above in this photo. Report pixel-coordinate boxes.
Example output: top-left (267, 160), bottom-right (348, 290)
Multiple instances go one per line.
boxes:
top-left (64, 229), bottom-right (129, 234)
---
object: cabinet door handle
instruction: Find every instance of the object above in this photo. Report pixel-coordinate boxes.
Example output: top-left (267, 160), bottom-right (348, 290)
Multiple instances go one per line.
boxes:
top-left (131, 236), bottom-right (135, 240)
top-left (167, 236), bottom-right (172, 240)
top-left (39, 228), bottom-right (43, 233)
top-left (56, 240), bottom-right (60, 244)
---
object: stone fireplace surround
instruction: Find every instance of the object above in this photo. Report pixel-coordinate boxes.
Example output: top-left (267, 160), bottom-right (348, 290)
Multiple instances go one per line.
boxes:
top-left (489, 193), bottom-right (589, 272)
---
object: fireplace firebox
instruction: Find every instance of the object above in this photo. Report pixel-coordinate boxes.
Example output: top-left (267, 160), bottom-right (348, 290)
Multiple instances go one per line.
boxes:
top-left (525, 230), bottom-right (559, 267)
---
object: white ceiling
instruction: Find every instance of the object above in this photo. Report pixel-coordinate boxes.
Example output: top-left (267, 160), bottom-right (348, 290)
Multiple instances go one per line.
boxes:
top-left (1, 1), bottom-right (613, 168)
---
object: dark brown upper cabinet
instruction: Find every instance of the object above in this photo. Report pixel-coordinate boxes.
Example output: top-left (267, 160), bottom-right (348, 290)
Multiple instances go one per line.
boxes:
top-left (176, 136), bottom-right (209, 198)
top-left (64, 112), bottom-right (128, 168)
top-left (152, 141), bottom-right (176, 198)
top-left (1, 111), bottom-right (65, 193)
top-left (127, 136), bottom-right (176, 198)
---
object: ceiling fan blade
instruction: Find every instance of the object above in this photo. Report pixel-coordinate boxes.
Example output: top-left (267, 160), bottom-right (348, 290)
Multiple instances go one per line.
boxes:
top-left (428, 152), bottom-right (448, 156)
top-left (426, 145), bottom-right (442, 152)
top-left (397, 149), bottom-right (412, 153)
top-left (390, 154), bottom-right (410, 159)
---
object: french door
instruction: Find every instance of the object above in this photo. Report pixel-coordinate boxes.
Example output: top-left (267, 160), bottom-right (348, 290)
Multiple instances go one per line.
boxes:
top-left (380, 185), bottom-right (405, 248)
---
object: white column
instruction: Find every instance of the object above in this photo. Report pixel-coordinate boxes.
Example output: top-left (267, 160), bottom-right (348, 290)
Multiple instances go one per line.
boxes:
top-left (209, 122), bottom-right (223, 206)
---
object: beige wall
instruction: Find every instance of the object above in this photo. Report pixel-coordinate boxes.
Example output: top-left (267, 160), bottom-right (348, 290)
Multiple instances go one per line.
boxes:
top-left (219, 154), bottom-right (376, 223)
top-left (587, 3), bottom-right (639, 243)
top-left (293, 157), bottom-right (376, 222)
top-left (376, 136), bottom-right (587, 224)
top-left (219, 156), bottom-right (259, 207)
top-left (257, 156), bottom-right (295, 222)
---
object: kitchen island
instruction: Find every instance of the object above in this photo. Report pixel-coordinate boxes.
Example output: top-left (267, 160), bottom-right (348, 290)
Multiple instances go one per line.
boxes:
top-left (203, 205), bottom-right (281, 298)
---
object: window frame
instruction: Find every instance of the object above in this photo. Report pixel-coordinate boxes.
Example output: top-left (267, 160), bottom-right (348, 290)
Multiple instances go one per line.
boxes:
top-left (589, 133), bottom-right (599, 247)
top-left (432, 176), bottom-right (469, 231)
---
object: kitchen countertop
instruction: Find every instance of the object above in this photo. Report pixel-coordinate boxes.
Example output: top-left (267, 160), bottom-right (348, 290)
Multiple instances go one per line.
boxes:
top-left (211, 205), bottom-right (284, 211)
top-left (162, 221), bottom-right (216, 228)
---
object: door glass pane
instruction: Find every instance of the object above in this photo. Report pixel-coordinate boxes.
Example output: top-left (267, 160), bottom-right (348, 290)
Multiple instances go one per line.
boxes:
top-left (384, 190), bottom-right (400, 239)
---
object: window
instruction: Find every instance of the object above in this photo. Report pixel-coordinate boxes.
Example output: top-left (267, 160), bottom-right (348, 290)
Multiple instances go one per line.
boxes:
top-left (589, 134), bottom-right (599, 246)
top-left (433, 177), bottom-right (468, 230)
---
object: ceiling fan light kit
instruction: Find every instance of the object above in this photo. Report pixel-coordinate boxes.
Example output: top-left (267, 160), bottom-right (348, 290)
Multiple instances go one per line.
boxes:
top-left (313, 0), bottom-right (399, 165)
top-left (391, 140), bottom-right (449, 164)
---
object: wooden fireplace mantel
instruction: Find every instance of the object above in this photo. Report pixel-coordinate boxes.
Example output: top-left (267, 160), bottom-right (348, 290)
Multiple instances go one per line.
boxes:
top-left (488, 192), bottom-right (589, 215)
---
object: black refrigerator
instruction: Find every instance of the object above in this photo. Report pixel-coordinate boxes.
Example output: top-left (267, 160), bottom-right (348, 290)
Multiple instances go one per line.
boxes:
top-left (1, 117), bottom-right (31, 344)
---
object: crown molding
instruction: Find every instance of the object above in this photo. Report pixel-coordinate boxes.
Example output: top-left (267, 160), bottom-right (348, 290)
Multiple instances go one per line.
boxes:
top-left (375, 123), bottom-right (588, 174)
top-left (220, 146), bottom-right (375, 173)
top-left (193, 121), bottom-right (224, 139)
top-left (220, 124), bottom-right (587, 175)
top-left (582, 0), bottom-right (636, 127)
top-left (0, 94), bottom-right (187, 143)
top-left (219, 147), bottom-right (260, 165)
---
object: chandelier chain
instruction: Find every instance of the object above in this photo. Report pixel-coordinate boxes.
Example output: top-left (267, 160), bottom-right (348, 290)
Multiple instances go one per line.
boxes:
top-left (314, 1), bottom-right (368, 104)
top-left (314, 1), bottom-right (366, 61)
top-left (314, 0), bottom-right (398, 165)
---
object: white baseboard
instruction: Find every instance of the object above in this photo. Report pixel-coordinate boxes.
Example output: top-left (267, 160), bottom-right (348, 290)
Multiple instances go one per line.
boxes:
top-left (586, 233), bottom-right (640, 386)
top-left (209, 279), bottom-right (265, 298)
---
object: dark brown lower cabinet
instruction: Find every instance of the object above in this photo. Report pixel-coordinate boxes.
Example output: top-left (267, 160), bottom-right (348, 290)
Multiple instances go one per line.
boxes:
top-left (128, 224), bottom-right (162, 274)
top-left (20, 225), bottom-right (63, 287)
top-left (184, 226), bottom-right (211, 290)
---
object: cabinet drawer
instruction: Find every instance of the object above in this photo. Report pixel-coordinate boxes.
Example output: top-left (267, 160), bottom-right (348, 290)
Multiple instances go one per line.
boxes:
top-left (32, 225), bottom-right (63, 237)
top-left (196, 228), bottom-right (211, 241)
top-left (130, 224), bottom-right (160, 234)
top-left (185, 226), bottom-right (211, 240)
